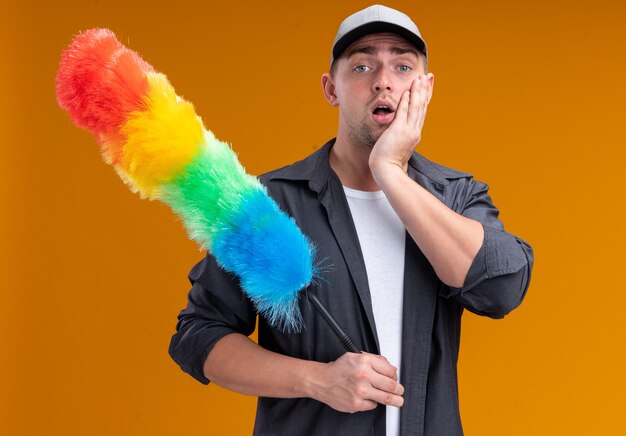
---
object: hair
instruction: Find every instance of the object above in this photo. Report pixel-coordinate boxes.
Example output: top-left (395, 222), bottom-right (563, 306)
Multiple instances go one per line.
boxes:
top-left (329, 50), bottom-right (428, 78)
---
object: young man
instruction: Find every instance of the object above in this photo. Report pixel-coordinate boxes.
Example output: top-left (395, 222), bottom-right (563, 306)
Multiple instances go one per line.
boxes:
top-left (169, 5), bottom-right (533, 435)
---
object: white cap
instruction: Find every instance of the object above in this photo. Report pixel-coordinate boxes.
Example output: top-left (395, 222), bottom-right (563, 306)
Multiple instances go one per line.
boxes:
top-left (330, 4), bottom-right (427, 66)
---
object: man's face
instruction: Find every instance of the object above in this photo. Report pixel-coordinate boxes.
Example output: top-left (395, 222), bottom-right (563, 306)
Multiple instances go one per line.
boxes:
top-left (322, 33), bottom-right (430, 149)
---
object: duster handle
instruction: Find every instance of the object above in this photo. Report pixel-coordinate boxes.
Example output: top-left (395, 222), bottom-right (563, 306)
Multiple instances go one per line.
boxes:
top-left (307, 291), bottom-right (361, 353)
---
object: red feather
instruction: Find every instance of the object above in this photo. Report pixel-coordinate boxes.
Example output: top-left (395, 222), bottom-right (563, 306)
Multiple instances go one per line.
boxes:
top-left (56, 28), bottom-right (154, 162)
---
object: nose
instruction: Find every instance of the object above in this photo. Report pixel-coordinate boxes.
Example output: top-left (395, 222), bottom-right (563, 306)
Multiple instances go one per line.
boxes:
top-left (372, 68), bottom-right (393, 93)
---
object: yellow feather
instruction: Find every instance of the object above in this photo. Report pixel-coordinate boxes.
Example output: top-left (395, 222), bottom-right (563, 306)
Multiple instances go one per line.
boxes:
top-left (120, 72), bottom-right (204, 198)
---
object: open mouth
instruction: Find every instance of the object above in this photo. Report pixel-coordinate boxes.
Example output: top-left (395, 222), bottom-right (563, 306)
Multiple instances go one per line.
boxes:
top-left (373, 105), bottom-right (394, 115)
top-left (372, 102), bottom-right (396, 124)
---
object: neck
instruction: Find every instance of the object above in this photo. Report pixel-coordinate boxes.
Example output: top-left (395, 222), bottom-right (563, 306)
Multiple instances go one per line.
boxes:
top-left (329, 133), bottom-right (380, 191)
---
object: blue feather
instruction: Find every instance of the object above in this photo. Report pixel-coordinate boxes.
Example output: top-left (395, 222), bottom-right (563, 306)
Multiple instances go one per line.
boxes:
top-left (212, 187), bottom-right (316, 332)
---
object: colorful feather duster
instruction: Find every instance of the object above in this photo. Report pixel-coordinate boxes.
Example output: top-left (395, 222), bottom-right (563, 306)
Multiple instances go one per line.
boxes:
top-left (56, 28), bottom-right (315, 332)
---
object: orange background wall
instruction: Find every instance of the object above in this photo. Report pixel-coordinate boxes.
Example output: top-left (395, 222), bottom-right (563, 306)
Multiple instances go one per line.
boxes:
top-left (2, 0), bottom-right (625, 434)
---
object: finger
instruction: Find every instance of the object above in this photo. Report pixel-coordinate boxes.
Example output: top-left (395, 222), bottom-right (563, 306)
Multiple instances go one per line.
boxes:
top-left (415, 80), bottom-right (427, 130)
top-left (365, 384), bottom-right (405, 408)
top-left (412, 76), bottom-right (431, 139)
top-left (406, 77), bottom-right (421, 126)
top-left (419, 74), bottom-right (429, 113)
top-left (368, 369), bottom-right (405, 396)
top-left (425, 72), bottom-right (434, 104)
top-left (367, 354), bottom-right (399, 380)
top-left (408, 75), bottom-right (427, 127)
top-left (394, 90), bottom-right (410, 125)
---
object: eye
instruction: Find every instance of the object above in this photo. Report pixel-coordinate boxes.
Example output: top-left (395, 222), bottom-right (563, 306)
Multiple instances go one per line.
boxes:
top-left (353, 65), bottom-right (371, 73)
top-left (398, 65), bottom-right (412, 72)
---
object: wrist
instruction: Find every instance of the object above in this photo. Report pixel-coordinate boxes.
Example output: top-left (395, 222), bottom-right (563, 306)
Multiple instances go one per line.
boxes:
top-left (370, 160), bottom-right (407, 189)
top-left (299, 360), bottom-right (328, 400)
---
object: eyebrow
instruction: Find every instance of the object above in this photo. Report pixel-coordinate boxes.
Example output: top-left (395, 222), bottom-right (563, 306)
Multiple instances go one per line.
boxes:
top-left (346, 45), bottom-right (420, 59)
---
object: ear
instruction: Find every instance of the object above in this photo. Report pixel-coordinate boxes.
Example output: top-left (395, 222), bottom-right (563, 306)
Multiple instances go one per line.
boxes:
top-left (426, 72), bottom-right (435, 104)
top-left (321, 73), bottom-right (339, 107)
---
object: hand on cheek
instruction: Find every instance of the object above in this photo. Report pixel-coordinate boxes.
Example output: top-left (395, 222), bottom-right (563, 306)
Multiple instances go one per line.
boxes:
top-left (369, 74), bottom-right (433, 173)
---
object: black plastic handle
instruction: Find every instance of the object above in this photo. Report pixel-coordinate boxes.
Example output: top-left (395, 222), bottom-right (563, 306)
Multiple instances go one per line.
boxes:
top-left (307, 291), bottom-right (361, 353)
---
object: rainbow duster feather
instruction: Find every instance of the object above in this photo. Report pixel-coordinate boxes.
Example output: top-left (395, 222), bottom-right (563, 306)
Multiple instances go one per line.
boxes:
top-left (56, 28), bottom-right (315, 332)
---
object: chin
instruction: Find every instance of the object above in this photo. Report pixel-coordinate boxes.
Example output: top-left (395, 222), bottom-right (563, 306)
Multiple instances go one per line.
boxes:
top-left (348, 123), bottom-right (387, 149)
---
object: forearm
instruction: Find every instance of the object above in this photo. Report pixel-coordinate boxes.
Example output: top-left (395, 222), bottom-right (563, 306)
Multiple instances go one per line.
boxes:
top-left (204, 333), bottom-right (405, 412)
top-left (204, 333), bottom-right (323, 399)
top-left (373, 163), bottom-right (484, 288)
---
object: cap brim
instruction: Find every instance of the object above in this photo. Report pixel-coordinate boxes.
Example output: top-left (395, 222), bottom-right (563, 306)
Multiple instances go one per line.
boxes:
top-left (332, 22), bottom-right (427, 64)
